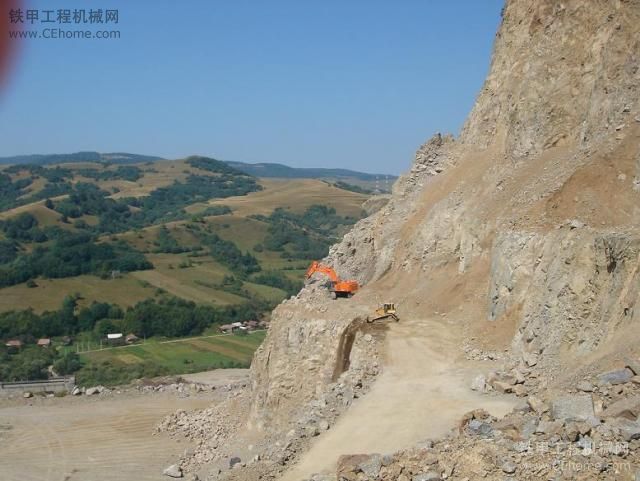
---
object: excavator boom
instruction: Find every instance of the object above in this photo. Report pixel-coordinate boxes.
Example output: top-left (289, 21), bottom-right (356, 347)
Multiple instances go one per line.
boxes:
top-left (305, 261), bottom-right (359, 297)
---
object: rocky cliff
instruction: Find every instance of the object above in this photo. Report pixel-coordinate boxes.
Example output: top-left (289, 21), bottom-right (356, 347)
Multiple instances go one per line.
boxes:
top-left (248, 0), bottom-right (640, 432)
top-left (165, 2), bottom-right (640, 480)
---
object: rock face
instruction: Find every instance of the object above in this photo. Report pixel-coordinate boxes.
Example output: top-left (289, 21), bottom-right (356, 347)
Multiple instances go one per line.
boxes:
top-left (247, 0), bottom-right (640, 434)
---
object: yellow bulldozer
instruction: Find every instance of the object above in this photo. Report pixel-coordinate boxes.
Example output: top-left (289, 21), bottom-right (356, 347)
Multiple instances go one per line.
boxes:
top-left (366, 303), bottom-right (399, 323)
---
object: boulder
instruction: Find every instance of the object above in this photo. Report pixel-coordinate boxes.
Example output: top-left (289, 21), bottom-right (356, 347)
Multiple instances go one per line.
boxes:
top-left (85, 386), bottom-right (100, 396)
top-left (337, 454), bottom-right (370, 481)
top-left (228, 457), bottom-right (241, 469)
top-left (608, 418), bottom-right (640, 441)
top-left (502, 461), bottom-right (517, 474)
top-left (470, 374), bottom-right (486, 392)
top-left (467, 419), bottom-right (493, 437)
top-left (568, 219), bottom-right (585, 229)
top-left (358, 454), bottom-right (382, 479)
top-left (412, 473), bottom-right (442, 481)
top-left (576, 381), bottom-right (594, 392)
top-left (163, 464), bottom-right (183, 478)
top-left (511, 370), bottom-right (526, 385)
top-left (71, 387), bottom-right (82, 396)
top-left (601, 395), bottom-right (640, 420)
top-left (550, 394), bottom-right (595, 422)
top-left (625, 358), bottom-right (640, 375)
top-left (564, 422), bottom-right (581, 442)
top-left (491, 381), bottom-right (514, 394)
top-left (513, 384), bottom-right (528, 397)
top-left (598, 368), bottom-right (634, 385)
top-left (535, 420), bottom-right (563, 435)
top-left (527, 396), bottom-right (549, 414)
top-left (23, 392), bottom-right (32, 398)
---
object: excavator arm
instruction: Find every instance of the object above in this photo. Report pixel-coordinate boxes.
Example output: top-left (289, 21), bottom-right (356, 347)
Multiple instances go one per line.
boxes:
top-left (305, 261), bottom-right (340, 282)
top-left (305, 261), bottom-right (359, 298)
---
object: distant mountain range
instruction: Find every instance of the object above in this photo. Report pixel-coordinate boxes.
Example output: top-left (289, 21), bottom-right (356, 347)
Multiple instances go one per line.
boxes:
top-left (0, 152), bottom-right (396, 182)
top-left (0, 151), bottom-right (165, 165)
top-left (226, 161), bottom-right (395, 182)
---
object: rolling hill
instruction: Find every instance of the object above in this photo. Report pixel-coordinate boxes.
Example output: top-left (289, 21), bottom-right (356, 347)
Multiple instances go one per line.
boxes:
top-left (0, 155), bottom-right (377, 385)
top-left (0, 152), bottom-right (396, 192)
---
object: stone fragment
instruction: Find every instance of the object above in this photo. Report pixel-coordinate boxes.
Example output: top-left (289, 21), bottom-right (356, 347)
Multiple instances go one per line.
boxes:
top-left (337, 454), bottom-right (370, 481)
top-left (569, 219), bottom-right (584, 229)
top-left (163, 465), bottom-right (183, 478)
top-left (601, 395), bottom-right (640, 420)
top-left (358, 454), bottom-right (382, 479)
top-left (527, 396), bottom-right (549, 414)
top-left (470, 374), bottom-right (486, 392)
top-left (467, 419), bottom-right (493, 437)
top-left (502, 461), bottom-right (517, 474)
top-left (625, 358), bottom-right (640, 376)
top-left (550, 394), bottom-right (595, 422)
top-left (412, 472), bottom-right (442, 481)
top-left (535, 420), bottom-right (563, 435)
top-left (576, 381), bottom-right (594, 392)
top-left (609, 418), bottom-right (640, 441)
top-left (598, 368), bottom-right (633, 385)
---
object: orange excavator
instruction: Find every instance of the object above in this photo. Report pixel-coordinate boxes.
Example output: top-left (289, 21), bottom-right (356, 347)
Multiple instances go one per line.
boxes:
top-left (305, 261), bottom-right (359, 298)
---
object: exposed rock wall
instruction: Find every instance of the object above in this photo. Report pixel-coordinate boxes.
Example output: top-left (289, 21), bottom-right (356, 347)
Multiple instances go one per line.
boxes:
top-left (248, 0), bottom-right (640, 433)
top-left (489, 229), bottom-right (640, 369)
top-left (460, 0), bottom-right (640, 157)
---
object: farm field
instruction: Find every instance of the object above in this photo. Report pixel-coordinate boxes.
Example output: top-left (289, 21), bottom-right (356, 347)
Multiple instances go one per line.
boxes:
top-left (190, 178), bottom-right (368, 218)
top-left (0, 274), bottom-right (158, 313)
top-left (79, 331), bottom-right (267, 374)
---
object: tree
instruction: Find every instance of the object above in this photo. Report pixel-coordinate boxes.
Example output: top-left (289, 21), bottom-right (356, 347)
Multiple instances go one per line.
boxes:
top-left (53, 352), bottom-right (82, 375)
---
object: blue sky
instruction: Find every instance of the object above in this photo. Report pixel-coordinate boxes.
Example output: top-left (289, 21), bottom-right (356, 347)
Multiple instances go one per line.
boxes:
top-left (0, 0), bottom-right (503, 174)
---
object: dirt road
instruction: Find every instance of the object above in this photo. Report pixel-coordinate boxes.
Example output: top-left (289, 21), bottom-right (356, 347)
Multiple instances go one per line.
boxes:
top-left (0, 393), bottom-right (211, 481)
top-left (280, 318), bottom-right (515, 480)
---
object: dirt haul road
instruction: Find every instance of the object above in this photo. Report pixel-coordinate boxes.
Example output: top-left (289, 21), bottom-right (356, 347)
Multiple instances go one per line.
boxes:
top-left (0, 392), bottom-right (211, 481)
top-left (280, 317), bottom-right (515, 480)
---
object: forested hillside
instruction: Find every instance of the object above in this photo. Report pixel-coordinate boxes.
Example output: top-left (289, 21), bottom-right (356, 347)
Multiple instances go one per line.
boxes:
top-left (0, 156), bottom-right (372, 385)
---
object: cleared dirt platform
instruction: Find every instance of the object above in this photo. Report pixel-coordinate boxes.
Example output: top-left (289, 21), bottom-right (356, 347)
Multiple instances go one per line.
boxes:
top-left (280, 318), bottom-right (516, 480)
top-left (0, 392), bottom-right (211, 481)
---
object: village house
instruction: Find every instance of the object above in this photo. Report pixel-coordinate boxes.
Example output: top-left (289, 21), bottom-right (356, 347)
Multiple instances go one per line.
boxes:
top-left (5, 339), bottom-right (22, 349)
top-left (125, 333), bottom-right (140, 344)
top-left (37, 338), bottom-right (51, 348)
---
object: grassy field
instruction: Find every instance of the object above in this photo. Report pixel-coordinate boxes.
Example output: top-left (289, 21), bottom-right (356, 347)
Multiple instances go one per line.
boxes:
top-left (188, 178), bottom-right (368, 217)
top-left (0, 274), bottom-right (158, 313)
top-left (79, 331), bottom-right (267, 373)
top-left (0, 200), bottom-right (64, 224)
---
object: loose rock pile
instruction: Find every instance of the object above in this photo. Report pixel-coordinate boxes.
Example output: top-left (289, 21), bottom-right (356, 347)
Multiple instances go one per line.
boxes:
top-left (158, 328), bottom-right (381, 480)
top-left (309, 362), bottom-right (640, 481)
